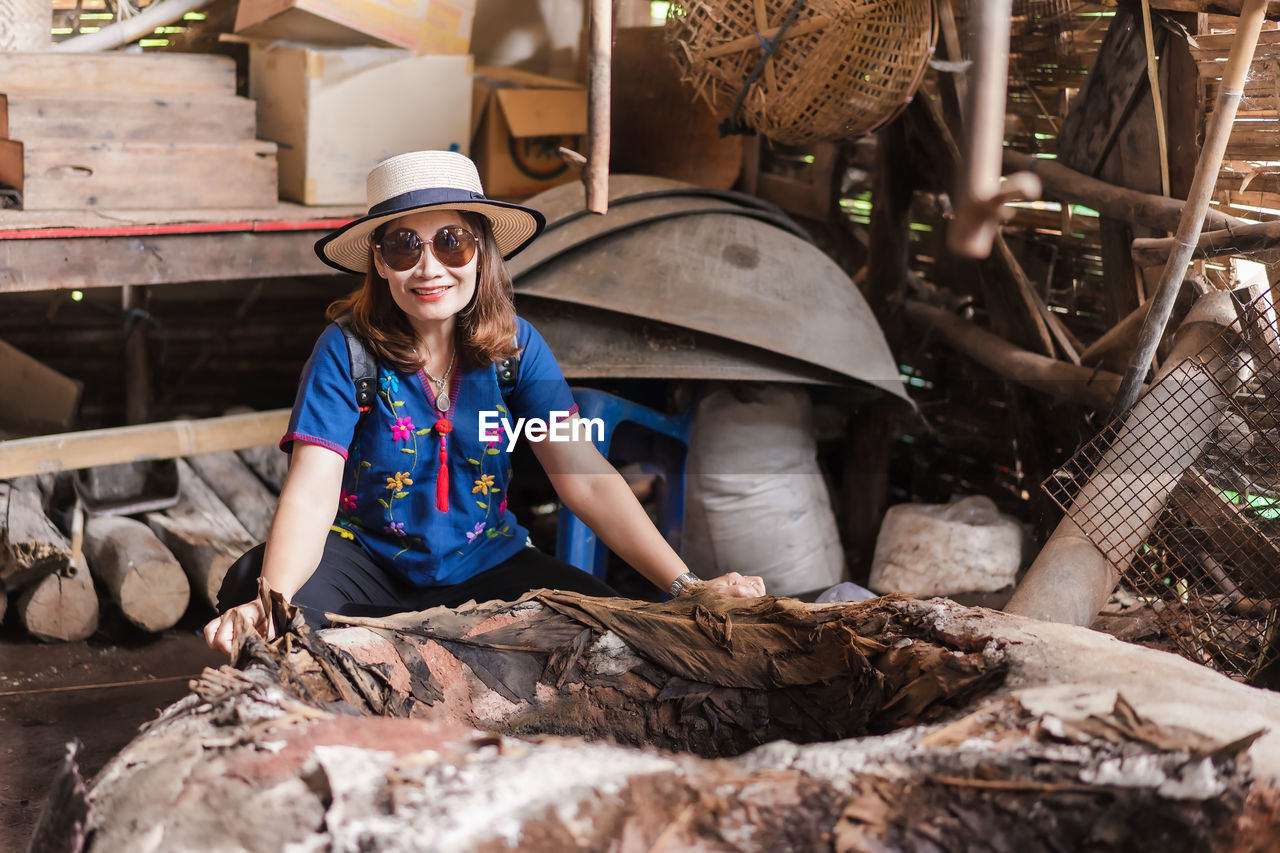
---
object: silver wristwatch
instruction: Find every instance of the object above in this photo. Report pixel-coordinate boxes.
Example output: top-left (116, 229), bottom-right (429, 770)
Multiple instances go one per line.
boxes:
top-left (668, 571), bottom-right (702, 597)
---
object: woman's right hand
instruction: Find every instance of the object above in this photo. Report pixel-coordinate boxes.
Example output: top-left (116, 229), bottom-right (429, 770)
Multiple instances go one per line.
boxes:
top-left (203, 599), bottom-right (274, 655)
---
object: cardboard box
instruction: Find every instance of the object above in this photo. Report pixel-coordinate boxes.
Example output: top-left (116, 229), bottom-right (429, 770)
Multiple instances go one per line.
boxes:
top-left (235, 0), bottom-right (474, 55)
top-left (250, 45), bottom-right (473, 205)
top-left (471, 66), bottom-right (587, 199)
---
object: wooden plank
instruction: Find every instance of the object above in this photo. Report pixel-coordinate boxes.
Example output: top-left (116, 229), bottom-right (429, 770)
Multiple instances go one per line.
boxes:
top-left (0, 201), bottom-right (360, 231)
top-left (1058, 6), bottom-right (1154, 176)
top-left (1150, 0), bottom-right (1280, 16)
top-left (0, 337), bottom-right (82, 435)
top-left (0, 230), bottom-right (336, 292)
top-left (0, 52), bottom-right (236, 97)
top-left (3, 94), bottom-right (257, 142)
top-left (18, 140), bottom-right (278, 211)
top-left (0, 410), bottom-right (290, 480)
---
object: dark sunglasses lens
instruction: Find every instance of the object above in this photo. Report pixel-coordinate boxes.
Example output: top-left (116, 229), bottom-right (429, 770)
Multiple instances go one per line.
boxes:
top-left (431, 226), bottom-right (477, 267)
top-left (379, 229), bottom-right (423, 271)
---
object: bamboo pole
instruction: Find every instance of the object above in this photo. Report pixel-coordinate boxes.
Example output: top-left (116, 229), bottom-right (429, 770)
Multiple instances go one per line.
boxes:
top-left (52, 0), bottom-right (211, 51)
top-left (1111, 0), bottom-right (1269, 419)
top-left (585, 0), bottom-right (611, 215)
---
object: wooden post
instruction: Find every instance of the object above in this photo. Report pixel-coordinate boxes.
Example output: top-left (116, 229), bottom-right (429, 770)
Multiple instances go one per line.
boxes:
top-left (1113, 0), bottom-right (1269, 417)
top-left (16, 555), bottom-right (98, 642)
top-left (122, 285), bottom-right (151, 426)
top-left (83, 515), bottom-right (189, 632)
top-left (146, 458), bottom-right (255, 609)
top-left (0, 477), bottom-right (71, 588)
top-left (585, 0), bottom-right (611, 214)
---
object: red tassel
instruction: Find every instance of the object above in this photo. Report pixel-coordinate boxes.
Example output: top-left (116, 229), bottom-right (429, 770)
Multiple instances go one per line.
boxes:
top-left (436, 433), bottom-right (449, 512)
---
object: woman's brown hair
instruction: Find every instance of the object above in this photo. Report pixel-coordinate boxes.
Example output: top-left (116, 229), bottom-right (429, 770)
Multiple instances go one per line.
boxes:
top-left (325, 211), bottom-right (520, 374)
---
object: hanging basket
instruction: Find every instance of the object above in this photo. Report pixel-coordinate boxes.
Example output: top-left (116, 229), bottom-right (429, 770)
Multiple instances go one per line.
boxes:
top-left (665, 0), bottom-right (937, 145)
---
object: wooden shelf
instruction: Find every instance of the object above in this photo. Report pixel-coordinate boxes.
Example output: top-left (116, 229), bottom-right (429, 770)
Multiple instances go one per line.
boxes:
top-left (0, 202), bottom-right (362, 292)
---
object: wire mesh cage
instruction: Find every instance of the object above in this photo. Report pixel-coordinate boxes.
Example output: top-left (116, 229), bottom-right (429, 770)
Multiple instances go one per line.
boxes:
top-left (1044, 288), bottom-right (1280, 681)
top-left (664, 0), bottom-right (937, 145)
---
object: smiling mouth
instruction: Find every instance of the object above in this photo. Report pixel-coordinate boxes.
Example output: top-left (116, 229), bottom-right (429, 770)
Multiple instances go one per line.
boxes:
top-left (411, 285), bottom-right (451, 297)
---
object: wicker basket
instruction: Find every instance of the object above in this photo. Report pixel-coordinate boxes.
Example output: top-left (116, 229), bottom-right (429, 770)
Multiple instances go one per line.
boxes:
top-left (665, 0), bottom-right (936, 145)
top-left (0, 0), bottom-right (52, 51)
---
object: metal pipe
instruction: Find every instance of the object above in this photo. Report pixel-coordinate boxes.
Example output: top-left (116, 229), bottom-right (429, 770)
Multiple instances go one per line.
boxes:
top-left (1004, 291), bottom-right (1241, 625)
top-left (1110, 0), bottom-right (1269, 418)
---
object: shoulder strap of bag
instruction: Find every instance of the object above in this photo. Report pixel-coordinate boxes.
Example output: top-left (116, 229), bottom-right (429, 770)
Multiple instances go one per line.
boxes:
top-left (335, 315), bottom-right (376, 413)
top-left (495, 336), bottom-right (521, 399)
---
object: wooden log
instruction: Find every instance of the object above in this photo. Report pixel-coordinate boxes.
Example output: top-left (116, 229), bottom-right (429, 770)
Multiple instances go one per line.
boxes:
top-left (1004, 149), bottom-right (1246, 233)
top-left (0, 477), bottom-right (71, 588)
top-left (82, 516), bottom-right (190, 633)
top-left (64, 594), bottom-right (1280, 850)
top-left (185, 451), bottom-right (277, 541)
top-left (146, 459), bottom-right (255, 609)
top-left (236, 445), bottom-right (288, 494)
top-left (16, 555), bottom-right (98, 643)
top-left (1131, 219), bottom-right (1280, 266)
top-left (0, 409), bottom-right (290, 480)
top-left (1148, 0), bottom-right (1280, 17)
top-left (901, 299), bottom-right (1126, 410)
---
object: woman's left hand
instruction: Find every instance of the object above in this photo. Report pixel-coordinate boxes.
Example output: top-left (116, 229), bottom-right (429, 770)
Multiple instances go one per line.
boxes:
top-left (701, 572), bottom-right (767, 598)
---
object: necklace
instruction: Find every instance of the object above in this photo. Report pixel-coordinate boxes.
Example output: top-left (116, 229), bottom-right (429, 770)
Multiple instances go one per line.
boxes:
top-left (423, 349), bottom-right (456, 412)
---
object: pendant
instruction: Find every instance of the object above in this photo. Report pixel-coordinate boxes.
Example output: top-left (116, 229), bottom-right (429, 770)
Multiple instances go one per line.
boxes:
top-left (435, 393), bottom-right (451, 412)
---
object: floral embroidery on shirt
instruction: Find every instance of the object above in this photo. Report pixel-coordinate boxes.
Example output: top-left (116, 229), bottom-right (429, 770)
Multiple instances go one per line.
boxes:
top-left (380, 370), bottom-right (399, 393)
top-left (386, 471), bottom-right (413, 493)
top-left (466, 521), bottom-right (486, 542)
top-left (472, 474), bottom-right (495, 495)
top-left (391, 415), bottom-right (415, 441)
top-left (330, 524), bottom-right (355, 540)
top-left (384, 521), bottom-right (406, 537)
top-left (340, 491), bottom-right (357, 512)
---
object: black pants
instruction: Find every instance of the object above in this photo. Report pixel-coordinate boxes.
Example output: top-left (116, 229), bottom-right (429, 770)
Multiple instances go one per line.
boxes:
top-left (217, 533), bottom-right (617, 629)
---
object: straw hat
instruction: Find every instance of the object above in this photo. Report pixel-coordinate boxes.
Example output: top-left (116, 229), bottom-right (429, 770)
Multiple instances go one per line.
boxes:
top-left (315, 150), bottom-right (546, 275)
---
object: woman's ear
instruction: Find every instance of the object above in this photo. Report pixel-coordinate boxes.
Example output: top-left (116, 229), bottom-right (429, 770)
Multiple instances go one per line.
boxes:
top-left (371, 242), bottom-right (388, 279)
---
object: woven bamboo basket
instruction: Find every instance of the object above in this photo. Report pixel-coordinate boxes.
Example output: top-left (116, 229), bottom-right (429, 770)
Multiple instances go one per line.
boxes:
top-left (0, 0), bottom-right (52, 50)
top-left (665, 0), bottom-right (937, 145)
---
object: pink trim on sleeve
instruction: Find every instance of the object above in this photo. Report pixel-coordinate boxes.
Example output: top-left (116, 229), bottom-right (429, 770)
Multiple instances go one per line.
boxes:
top-left (279, 432), bottom-right (350, 460)
top-left (551, 403), bottom-right (580, 423)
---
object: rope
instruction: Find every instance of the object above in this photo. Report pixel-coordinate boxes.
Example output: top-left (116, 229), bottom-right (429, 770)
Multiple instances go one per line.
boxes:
top-left (718, 0), bottom-right (808, 137)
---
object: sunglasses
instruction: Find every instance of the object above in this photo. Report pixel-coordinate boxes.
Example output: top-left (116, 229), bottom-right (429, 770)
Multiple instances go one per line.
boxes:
top-left (375, 225), bottom-right (478, 271)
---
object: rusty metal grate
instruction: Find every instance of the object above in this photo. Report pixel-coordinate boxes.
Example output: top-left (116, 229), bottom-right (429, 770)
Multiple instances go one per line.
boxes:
top-left (1044, 288), bottom-right (1280, 681)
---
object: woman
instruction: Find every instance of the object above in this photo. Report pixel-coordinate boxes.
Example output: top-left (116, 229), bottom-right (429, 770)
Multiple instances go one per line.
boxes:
top-left (204, 151), bottom-right (764, 654)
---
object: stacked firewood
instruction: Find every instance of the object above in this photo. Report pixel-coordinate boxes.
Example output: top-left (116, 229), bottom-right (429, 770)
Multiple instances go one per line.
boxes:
top-left (0, 445), bottom-right (285, 642)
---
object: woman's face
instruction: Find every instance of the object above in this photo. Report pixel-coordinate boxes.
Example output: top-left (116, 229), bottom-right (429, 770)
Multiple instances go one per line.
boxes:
top-left (373, 209), bottom-right (479, 332)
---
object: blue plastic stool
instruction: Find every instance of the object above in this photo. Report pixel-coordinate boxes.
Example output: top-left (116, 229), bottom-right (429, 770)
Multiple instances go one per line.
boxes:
top-left (556, 387), bottom-right (697, 578)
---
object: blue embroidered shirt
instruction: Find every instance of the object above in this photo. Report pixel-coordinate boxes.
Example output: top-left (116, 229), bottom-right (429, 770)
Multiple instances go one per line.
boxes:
top-left (280, 316), bottom-right (578, 587)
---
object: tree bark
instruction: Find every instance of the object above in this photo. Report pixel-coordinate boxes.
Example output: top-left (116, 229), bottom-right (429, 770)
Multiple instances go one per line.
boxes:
top-left (83, 515), bottom-right (189, 632)
top-left (0, 477), bottom-right (71, 588)
top-left (236, 444), bottom-right (287, 493)
top-left (62, 593), bottom-right (1280, 851)
top-left (146, 458), bottom-right (255, 608)
top-left (16, 555), bottom-right (98, 642)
